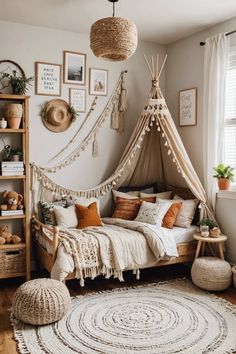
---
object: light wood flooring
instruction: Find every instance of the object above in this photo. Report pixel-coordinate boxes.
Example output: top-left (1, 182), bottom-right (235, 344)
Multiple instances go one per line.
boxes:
top-left (0, 264), bottom-right (236, 354)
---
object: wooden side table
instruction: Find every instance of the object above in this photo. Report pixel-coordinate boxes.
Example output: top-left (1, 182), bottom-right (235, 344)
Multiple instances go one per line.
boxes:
top-left (193, 233), bottom-right (227, 260)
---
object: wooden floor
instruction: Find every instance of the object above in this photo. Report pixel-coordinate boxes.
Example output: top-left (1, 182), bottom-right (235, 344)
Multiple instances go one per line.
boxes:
top-left (0, 264), bottom-right (236, 354)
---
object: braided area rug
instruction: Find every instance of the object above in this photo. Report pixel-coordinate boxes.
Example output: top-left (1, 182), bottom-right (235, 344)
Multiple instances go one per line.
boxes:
top-left (11, 279), bottom-right (236, 354)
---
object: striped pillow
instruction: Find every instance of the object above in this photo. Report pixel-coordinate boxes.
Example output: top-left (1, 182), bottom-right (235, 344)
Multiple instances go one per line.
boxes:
top-left (112, 197), bottom-right (141, 220)
top-left (39, 200), bottom-right (67, 226)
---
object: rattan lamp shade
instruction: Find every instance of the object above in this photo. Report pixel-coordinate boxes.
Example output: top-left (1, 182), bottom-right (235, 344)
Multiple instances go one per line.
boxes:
top-left (90, 17), bottom-right (138, 61)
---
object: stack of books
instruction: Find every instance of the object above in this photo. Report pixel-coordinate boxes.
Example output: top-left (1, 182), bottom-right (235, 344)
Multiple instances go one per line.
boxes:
top-left (1, 209), bottom-right (24, 216)
top-left (1, 161), bottom-right (24, 176)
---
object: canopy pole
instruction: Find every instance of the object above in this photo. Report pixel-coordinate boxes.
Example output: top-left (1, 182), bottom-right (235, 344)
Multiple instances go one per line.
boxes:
top-left (144, 54), bottom-right (154, 79)
top-left (157, 54), bottom-right (167, 81)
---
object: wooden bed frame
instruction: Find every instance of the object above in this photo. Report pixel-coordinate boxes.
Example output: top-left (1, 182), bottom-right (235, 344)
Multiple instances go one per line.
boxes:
top-left (32, 216), bottom-right (197, 281)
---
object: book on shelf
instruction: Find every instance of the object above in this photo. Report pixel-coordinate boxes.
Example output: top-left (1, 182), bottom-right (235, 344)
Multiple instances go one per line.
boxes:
top-left (1, 161), bottom-right (24, 166)
top-left (1, 210), bottom-right (24, 216)
top-left (1, 172), bottom-right (24, 176)
top-left (1, 168), bottom-right (24, 171)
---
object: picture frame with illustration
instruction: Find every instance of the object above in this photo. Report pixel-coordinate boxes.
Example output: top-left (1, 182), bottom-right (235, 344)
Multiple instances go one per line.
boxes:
top-left (179, 87), bottom-right (197, 126)
top-left (63, 51), bottom-right (86, 85)
top-left (35, 62), bottom-right (61, 96)
top-left (69, 88), bottom-right (86, 113)
top-left (89, 68), bottom-right (108, 96)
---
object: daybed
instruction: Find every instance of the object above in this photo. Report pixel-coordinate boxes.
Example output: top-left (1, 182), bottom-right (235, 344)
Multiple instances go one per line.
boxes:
top-left (32, 215), bottom-right (198, 285)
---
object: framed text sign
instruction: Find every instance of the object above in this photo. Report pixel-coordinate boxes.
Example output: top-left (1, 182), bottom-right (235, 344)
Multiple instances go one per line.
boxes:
top-left (69, 88), bottom-right (86, 112)
top-left (35, 62), bottom-right (61, 96)
top-left (179, 88), bottom-right (197, 126)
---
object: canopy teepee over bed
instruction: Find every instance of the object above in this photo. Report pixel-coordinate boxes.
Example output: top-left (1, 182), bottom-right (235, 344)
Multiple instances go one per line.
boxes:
top-left (31, 54), bottom-right (214, 220)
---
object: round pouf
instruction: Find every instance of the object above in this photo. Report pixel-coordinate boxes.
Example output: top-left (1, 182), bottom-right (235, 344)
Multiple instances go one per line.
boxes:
top-left (12, 278), bottom-right (71, 325)
top-left (191, 257), bottom-right (232, 291)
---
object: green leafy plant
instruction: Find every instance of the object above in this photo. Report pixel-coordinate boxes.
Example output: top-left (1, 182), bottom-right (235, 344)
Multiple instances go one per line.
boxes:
top-left (198, 218), bottom-right (218, 230)
top-left (213, 163), bottom-right (234, 181)
top-left (0, 70), bottom-right (33, 95)
top-left (10, 147), bottom-right (23, 156)
top-left (68, 105), bottom-right (79, 122)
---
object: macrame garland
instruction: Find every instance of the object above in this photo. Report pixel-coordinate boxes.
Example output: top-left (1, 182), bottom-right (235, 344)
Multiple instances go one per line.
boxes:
top-left (111, 99), bottom-right (120, 130)
top-left (38, 71), bottom-right (128, 173)
top-left (92, 131), bottom-right (99, 158)
top-left (111, 75), bottom-right (127, 132)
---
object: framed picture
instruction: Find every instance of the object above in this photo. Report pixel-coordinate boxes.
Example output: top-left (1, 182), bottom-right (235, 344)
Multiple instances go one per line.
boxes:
top-left (35, 62), bottom-right (61, 96)
top-left (89, 68), bottom-right (108, 96)
top-left (63, 51), bottom-right (86, 85)
top-left (69, 88), bottom-right (86, 112)
top-left (179, 88), bottom-right (197, 126)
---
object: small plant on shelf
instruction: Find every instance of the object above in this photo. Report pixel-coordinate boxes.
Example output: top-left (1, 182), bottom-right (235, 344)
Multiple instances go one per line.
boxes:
top-left (213, 163), bottom-right (234, 190)
top-left (0, 70), bottom-right (33, 95)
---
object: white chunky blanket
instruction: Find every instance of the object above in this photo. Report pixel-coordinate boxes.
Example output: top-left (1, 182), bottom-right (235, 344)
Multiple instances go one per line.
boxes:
top-left (51, 218), bottom-right (178, 286)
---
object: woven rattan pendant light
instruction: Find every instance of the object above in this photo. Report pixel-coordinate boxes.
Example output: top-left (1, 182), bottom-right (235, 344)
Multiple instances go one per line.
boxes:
top-left (90, 0), bottom-right (138, 61)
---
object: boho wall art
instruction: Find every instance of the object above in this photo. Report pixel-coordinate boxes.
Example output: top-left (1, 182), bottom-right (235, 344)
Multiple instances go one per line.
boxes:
top-left (89, 68), bottom-right (108, 96)
top-left (179, 87), bottom-right (197, 126)
top-left (35, 62), bottom-right (61, 96)
top-left (63, 51), bottom-right (86, 85)
top-left (69, 88), bottom-right (86, 113)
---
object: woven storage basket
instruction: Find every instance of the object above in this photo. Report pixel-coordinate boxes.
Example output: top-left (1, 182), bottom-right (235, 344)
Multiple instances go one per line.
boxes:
top-left (90, 17), bottom-right (138, 61)
top-left (191, 257), bottom-right (232, 291)
top-left (12, 278), bottom-right (71, 325)
top-left (232, 266), bottom-right (236, 288)
top-left (0, 247), bottom-right (25, 275)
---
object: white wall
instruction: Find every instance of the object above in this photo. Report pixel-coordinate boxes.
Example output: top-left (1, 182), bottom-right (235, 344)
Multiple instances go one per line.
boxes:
top-left (0, 20), bottom-right (165, 213)
top-left (166, 17), bottom-right (236, 263)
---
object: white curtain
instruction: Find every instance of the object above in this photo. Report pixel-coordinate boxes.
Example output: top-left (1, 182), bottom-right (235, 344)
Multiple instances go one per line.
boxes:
top-left (203, 33), bottom-right (229, 209)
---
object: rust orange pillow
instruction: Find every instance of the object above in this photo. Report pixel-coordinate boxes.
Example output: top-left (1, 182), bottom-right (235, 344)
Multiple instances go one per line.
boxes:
top-left (75, 202), bottom-right (102, 229)
top-left (112, 197), bottom-right (141, 220)
top-left (162, 202), bottom-right (182, 229)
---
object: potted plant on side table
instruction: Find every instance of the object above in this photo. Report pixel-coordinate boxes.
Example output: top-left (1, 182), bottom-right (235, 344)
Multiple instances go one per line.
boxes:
top-left (198, 218), bottom-right (221, 238)
top-left (213, 163), bottom-right (234, 190)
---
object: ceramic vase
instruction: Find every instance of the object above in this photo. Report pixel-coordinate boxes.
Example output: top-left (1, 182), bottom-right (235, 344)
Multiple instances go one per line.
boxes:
top-left (5, 103), bottom-right (23, 129)
top-left (218, 178), bottom-right (231, 190)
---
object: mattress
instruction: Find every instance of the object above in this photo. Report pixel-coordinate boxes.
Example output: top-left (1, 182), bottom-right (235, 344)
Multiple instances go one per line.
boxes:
top-left (171, 225), bottom-right (198, 244)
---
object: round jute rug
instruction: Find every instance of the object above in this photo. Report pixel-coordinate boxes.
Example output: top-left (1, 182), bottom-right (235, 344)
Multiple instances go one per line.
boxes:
top-left (12, 279), bottom-right (236, 354)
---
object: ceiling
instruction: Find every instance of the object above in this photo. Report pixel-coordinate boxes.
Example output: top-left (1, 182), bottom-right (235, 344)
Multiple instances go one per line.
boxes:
top-left (1, 0), bottom-right (236, 44)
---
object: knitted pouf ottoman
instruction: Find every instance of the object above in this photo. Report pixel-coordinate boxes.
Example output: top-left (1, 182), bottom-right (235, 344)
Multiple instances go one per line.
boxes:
top-left (12, 278), bottom-right (71, 325)
top-left (191, 257), bottom-right (232, 291)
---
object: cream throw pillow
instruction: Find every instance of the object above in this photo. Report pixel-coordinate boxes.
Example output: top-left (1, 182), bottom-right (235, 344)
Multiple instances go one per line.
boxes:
top-left (53, 205), bottom-right (78, 228)
top-left (135, 199), bottom-right (172, 226)
top-left (173, 195), bottom-right (199, 228)
top-left (112, 190), bottom-right (139, 201)
top-left (140, 191), bottom-right (172, 200)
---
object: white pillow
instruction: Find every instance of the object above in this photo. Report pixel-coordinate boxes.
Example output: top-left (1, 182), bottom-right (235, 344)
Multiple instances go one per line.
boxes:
top-left (53, 205), bottom-right (78, 228)
top-left (173, 195), bottom-right (199, 228)
top-left (135, 199), bottom-right (172, 226)
top-left (112, 190), bottom-right (139, 201)
top-left (140, 191), bottom-right (172, 200)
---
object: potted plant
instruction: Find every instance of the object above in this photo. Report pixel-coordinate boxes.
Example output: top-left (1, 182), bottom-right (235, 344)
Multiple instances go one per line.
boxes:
top-left (213, 163), bottom-right (234, 190)
top-left (0, 70), bottom-right (33, 95)
top-left (198, 218), bottom-right (220, 238)
top-left (10, 147), bottom-right (23, 162)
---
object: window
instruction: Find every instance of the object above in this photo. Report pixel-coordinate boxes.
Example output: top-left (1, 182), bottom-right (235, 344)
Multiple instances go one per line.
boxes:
top-left (224, 46), bottom-right (236, 184)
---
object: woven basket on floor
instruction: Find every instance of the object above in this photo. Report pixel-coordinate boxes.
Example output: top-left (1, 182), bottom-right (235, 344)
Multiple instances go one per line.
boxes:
top-left (191, 257), bottom-right (232, 291)
top-left (232, 266), bottom-right (236, 288)
top-left (12, 278), bottom-right (71, 325)
top-left (90, 17), bottom-right (138, 61)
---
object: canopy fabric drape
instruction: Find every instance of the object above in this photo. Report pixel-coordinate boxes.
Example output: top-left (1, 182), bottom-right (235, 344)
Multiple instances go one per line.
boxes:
top-left (203, 33), bottom-right (229, 209)
top-left (32, 54), bottom-right (215, 221)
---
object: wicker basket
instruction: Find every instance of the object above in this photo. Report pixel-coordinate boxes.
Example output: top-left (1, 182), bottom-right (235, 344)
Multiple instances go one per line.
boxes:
top-left (232, 266), bottom-right (236, 288)
top-left (0, 247), bottom-right (25, 275)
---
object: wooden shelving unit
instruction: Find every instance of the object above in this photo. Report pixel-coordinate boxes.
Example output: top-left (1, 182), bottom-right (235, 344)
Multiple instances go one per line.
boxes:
top-left (0, 94), bottom-right (30, 281)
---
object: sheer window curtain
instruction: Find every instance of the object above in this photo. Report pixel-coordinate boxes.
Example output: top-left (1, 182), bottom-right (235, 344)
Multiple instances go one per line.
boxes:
top-left (203, 33), bottom-right (229, 209)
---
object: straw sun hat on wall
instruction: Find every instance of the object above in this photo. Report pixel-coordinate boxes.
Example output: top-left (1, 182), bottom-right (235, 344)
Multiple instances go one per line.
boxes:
top-left (42, 99), bottom-right (72, 133)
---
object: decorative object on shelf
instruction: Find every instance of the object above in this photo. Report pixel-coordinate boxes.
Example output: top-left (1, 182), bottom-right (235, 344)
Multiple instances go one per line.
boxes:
top-left (213, 163), bottom-right (234, 190)
top-left (179, 88), bottom-right (197, 127)
top-left (37, 71), bottom-right (127, 172)
top-left (0, 60), bottom-right (33, 94)
top-left (210, 227), bottom-right (221, 238)
top-left (5, 103), bottom-right (23, 129)
top-left (69, 88), bottom-right (86, 113)
top-left (1, 161), bottom-right (24, 176)
top-left (0, 224), bottom-right (21, 245)
top-left (0, 118), bottom-right (7, 129)
top-left (0, 190), bottom-right (24, 211)
top-left (232, 266), bottom-right (236, 288)
top-left (90, 0), bottom-right (138, 61)
top-left (35, 62), bottom-right (61, 96)
top-left (63, 51), bottom-right (86, 85)
top-left (10, 147), bottom-right (23, 162)
top-left (40, 99), bottom-right (78, 133)
top-left (1, 142), bottom-right (23, 162)
top-left (89, 68), bottom-right (108, 96)
top-left (200, 225), bottom-right (209, 237)
top-left (12, 278), bottom-right (71, 325)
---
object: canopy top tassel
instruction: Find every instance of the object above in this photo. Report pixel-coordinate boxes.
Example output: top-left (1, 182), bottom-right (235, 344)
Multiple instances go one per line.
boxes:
top-left (144, 53), bottom-right (167, 99)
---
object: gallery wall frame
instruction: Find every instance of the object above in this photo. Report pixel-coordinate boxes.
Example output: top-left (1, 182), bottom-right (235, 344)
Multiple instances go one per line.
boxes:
top-left (35, 61), bottom-right (62, 96)
top-left (63, 51), bottom-right (86, 85)
top-left (179, 87), bottom-right (197, 127)
top-left (69, 88), bottom-right (86, 113)
top-left (89, 68), bottom-right (108, 96)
